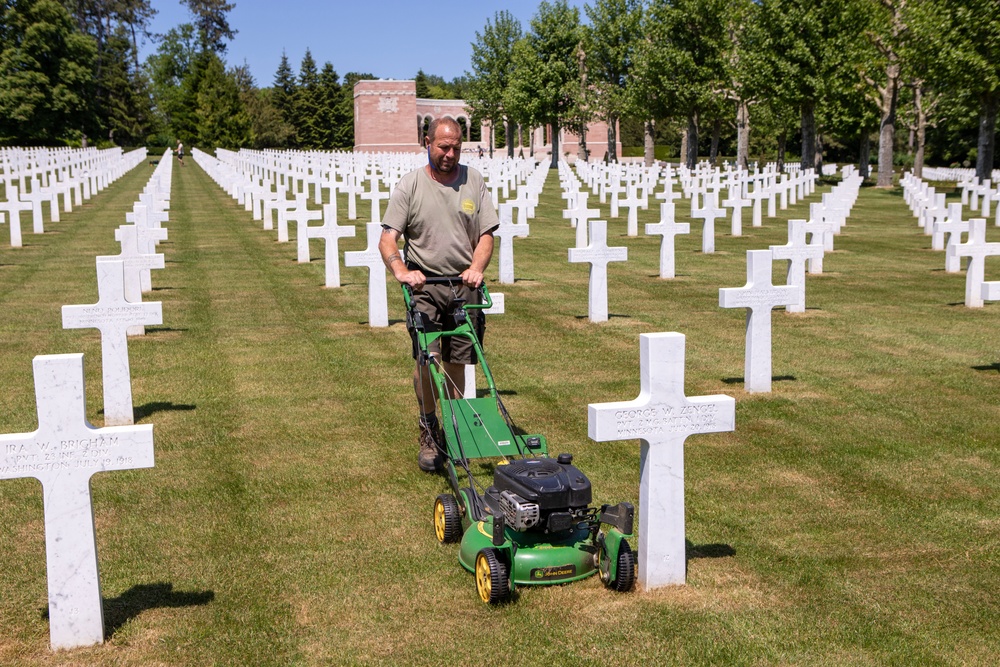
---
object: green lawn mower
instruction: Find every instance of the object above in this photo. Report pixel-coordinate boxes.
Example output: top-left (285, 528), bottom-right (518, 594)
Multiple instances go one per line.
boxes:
top-left (403, 278), bottom-right (636, 604)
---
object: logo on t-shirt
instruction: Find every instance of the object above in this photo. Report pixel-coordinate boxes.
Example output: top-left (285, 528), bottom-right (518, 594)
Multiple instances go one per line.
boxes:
top-left (461, 198), bottom-right (476, 215)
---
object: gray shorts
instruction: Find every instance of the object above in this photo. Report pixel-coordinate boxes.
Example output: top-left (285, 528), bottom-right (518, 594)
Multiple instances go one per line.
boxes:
top-left (407, 282), bottom-right (485, 364)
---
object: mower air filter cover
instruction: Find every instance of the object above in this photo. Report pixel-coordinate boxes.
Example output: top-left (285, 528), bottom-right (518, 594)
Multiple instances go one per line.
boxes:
top-left (493, 458), bottom-right (592, 510)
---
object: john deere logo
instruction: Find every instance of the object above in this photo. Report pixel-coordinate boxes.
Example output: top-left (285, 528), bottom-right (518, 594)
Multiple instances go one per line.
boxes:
top-left (461, 198), bottom-right (476, 215)
top-left (530, 565), bottom-right (577, 580)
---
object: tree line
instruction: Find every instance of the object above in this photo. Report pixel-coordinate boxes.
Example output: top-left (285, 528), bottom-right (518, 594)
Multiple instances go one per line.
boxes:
top-left (2, 0), bottom-right (996, 183)
top-left (466, 0), bottom-right (999, 183)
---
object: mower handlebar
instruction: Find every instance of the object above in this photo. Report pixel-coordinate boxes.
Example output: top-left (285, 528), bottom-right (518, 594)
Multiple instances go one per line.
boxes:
top-left (401, 278), bottom-right (493, 310)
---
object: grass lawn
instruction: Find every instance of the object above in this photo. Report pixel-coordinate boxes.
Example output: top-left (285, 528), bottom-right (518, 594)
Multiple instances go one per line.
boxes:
top-left (0, 158), bottom-right (997, 666)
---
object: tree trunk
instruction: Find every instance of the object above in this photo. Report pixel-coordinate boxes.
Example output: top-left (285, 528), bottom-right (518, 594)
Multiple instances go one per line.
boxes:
top-left (685, 111), bottom-right (699, 169)
top-left (644, 119), bottom-right (656, 167)
top-left (814, 133), bottom-right (823, 172)
top-left (680, 131), bottom-right (687, 165)
top-left (859, 131), bottom-right (871, 179)
top-left (709, 117), bottom-right (721, 165)
top-left (976, 94), bottom-right (997, 181)
top-left (877, 61), bottom-right (900, 188)
top-left (736, 99), bottom-right (750, 171)
top-left (777, 131), bottom-right (786, 173)
top-left (913, 86), bottom-right (926, 179)
top-left (800, 100), bottom-right (816, 170)
top-left (505, 119), bottom-right (514, 159)
top-left (550, 120), bottom-right (560, 169)
top-left (607, 115), bottom-right (618, 163)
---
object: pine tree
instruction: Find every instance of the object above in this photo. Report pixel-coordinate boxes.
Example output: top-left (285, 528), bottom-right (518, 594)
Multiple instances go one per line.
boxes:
top-left (272, 51), bottom-right (297, 145)
top-left (294, 49), bottom-right (320, 148)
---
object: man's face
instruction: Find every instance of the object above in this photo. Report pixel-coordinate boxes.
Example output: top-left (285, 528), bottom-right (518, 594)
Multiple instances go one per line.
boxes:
top-left (427, 125), bottom-right (462, 174)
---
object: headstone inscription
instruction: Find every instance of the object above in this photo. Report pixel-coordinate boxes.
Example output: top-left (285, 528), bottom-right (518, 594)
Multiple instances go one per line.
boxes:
top-left (588, 332), bottom-right (735, 589)
top-left (719, 249), bottom-right (798, 393)
top-left (0, 353), bottom-right (154, 650)
top-left (567, 220), bottom-right (628, 323)
top-left (62, 260), bottom-right (163, 425)
top-left (344, 222), bottom-right (389, 327)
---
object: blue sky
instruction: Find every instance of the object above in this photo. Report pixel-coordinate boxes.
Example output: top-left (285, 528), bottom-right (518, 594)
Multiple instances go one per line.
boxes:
top-left (140, 0), bottom-right (590, 86)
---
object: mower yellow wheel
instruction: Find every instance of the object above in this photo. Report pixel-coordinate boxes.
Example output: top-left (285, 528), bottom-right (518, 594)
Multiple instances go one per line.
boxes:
top-left (433, 494), bottom-right (462, 543)
top-left (475, 548), bottom-right (510, 604)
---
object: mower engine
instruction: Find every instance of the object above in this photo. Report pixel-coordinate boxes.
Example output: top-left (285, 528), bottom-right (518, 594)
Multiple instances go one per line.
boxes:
top-left (485, 454), bottom-right (592, 533)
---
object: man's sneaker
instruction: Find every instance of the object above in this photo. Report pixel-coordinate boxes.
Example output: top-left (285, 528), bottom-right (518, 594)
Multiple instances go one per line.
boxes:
top-left (418, 423), bottom-right (441, 472)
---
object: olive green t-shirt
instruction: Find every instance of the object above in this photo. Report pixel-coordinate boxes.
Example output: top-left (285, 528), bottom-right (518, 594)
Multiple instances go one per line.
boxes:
top-left (382, 165), bottom-right (499, 276)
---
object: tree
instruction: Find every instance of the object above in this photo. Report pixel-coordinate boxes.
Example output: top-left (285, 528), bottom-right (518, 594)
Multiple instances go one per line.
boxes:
top-left (466, 10), bottom-right (522, 157)
top-left (315, 62), bottom-right (348, 149)
top-left (758, 0), bottom-right (838, 172)
top-left (145, 23), bottom-right (197, 143)
top-left (271, 51), bottom-right (297, 146)
top-left (182, 0), bottom-right (236, 53)
top-left (637, 0), bottom-right (727, 168)
top-left (0, 0), bottom-right (97, 144)
top-left (854, 0), bottom-right (908, 187)
top-left (194, 51), bottom-right (247, 148)
top-left (923, 0), bottom-right (1000, 179)
top-left (294, 48), bottom-right (321, 148)
top-left (507, 0), bottom-right (584, 168)
top-left (234, 64), bottom-right (292, 148)
top-left (414, 69), bottom-right (430, 98)
top-left (584, 0), bottom-right (640, 163)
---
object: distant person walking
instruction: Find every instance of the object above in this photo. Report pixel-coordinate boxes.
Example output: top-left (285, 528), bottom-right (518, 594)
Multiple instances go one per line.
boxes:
top-left (177, 141), bottom-right (184, 166)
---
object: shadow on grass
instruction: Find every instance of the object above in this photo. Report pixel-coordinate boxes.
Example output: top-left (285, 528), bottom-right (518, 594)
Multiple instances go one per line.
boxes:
top-left (132, 401), bottom-right (197, 420)
top-left (38, 583), bottom-right (215, 638)
top-left (686, 541), bottom-right (736, 560)
top-left (721, 375), bottom-right (797, 385)
top-left (145, 326), bottom-right (188, 333)
top-left (574, 313), bottom-right (631, 320)
top-left (103, 583), bottom-right (214, 638)
top-left (972, 362), bottom-right (1000, 373)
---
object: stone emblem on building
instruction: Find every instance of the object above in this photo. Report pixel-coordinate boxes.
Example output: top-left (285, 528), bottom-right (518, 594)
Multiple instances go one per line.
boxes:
top-left (378, 95), bottom-right (398, 113)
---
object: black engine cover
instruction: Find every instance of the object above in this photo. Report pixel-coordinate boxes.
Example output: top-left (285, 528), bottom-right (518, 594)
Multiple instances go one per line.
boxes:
top-left (493, 458), bottom-right (592, 510)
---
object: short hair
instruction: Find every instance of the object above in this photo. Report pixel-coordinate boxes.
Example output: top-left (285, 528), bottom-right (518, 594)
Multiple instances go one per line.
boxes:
top-left (426, 117), bottom-right (462, 143)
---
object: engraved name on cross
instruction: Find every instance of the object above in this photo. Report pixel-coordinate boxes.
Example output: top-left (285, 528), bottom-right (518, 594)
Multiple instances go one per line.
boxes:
top-left (588, 332), bottom-right (735, 589)
top-left (0, 354), bottom-right (154, 649)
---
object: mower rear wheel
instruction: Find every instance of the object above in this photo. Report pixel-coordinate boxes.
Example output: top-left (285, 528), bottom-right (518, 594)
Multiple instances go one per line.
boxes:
top-left (433, 494), bottom-right (462, 543)
top-left (611, 543), bottom-right (636, 592)
top-left (475, 548), bottom-right (511, 604)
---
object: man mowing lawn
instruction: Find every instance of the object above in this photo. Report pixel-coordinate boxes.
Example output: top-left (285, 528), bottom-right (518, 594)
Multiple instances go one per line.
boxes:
top-left (379, 117), bottom-right (499, 472)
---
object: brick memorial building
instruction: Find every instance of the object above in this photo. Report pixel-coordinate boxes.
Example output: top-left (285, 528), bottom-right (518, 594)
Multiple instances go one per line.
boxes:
top-left (353, 79), bottom-right (620, 161)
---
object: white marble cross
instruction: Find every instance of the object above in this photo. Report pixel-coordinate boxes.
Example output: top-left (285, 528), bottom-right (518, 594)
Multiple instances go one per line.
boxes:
top-left (568, 220), bottom-right (628, 322)
top-left (361, 184), bottom-right (388, 224)
top-left (588, 332), bottom-right (735, 589)
top-left (770, 219), bottom-right (823, 313)
top-left (305, 203), bottom-right (356, 288)
top-left (493, 206), bottom-right (529, 284)
top-left (463, 292), bottom-right (504, 399)
top-left (691, 190), bottom-right (726, 254)
top-left (620, 188), bottom-right (644, 237)
top-left (953, 218), bottom-right (1000, 307)
top-left (344, 222), bottom-right (388, 326)
top-left (98, 225), bottom-right (165, 336)
top-left (936, 203), bottom-right (968, 273)
top-left (722, 185), bottom-right (750, 237)
top-left (62, 260), bottom-right (162, 425)
top-left (0, 185), bottom-right (32, 247)
top-left (290, 199), bottom-right (324, 263)
top-left (0, 353), bottom-right (154, 650)
top-left (719, 250), bottom-right (798, 393)
top-left (645, 202), bottom-right (690, 279)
